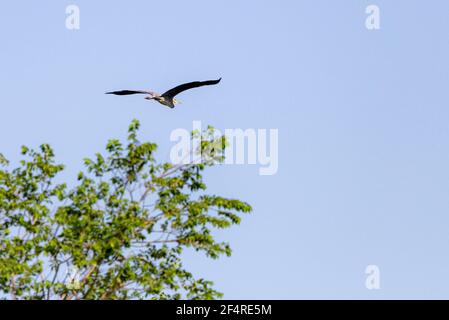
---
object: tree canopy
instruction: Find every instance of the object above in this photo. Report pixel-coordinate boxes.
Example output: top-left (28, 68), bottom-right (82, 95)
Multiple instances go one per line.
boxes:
top-left (0, 120), bottom-right (251, 300)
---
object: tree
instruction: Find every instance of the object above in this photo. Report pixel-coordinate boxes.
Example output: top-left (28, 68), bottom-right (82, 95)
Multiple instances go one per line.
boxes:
top-left (0, 120), bottom-right (251, 300)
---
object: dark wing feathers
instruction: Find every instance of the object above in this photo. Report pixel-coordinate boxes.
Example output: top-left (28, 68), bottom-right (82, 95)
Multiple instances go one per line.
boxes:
top-left (162, 78), bottom-right (221, 98)
top-left (105, 90), bottom-right (151, 96)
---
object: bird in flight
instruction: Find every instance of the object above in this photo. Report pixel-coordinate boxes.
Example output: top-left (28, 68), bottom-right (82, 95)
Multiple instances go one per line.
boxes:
top-left (106, 78), bottom-right (221, 108)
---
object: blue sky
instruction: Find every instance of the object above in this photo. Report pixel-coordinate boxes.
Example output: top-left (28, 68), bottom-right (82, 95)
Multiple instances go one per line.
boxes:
top-left (1, 1), bottom-right (449, 299)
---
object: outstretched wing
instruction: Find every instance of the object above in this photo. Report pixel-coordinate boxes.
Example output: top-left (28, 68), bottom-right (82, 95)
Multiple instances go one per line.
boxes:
top-left (105, 90), bottom-right (153, 96)
top-left (162, 78), bottom-right (221, 98)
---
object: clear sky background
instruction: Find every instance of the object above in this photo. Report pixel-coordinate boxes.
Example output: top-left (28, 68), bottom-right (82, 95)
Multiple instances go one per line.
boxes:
top-left (1, 1), bottom-right (449, 299)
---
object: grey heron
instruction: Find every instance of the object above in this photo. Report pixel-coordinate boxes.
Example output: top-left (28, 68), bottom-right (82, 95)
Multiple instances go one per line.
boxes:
top-left (106, 78), bottom-right (221, 108)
